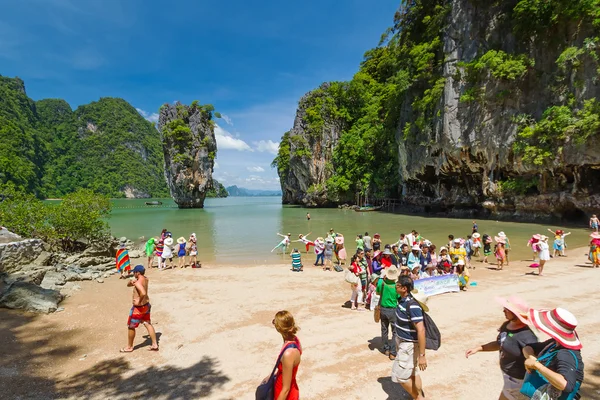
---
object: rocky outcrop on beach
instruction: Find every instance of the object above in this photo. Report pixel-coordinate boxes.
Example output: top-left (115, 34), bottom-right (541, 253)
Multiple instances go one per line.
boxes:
top-left (0, 281), bottom-right (64, 313)
top-left (0, 239), bottom-right (45, 274)
top-left (274, 1), bottom-right (600, 222)
top-left (0, 229), bottom-right (144, 313)
top-left (158, 102), bottom-right (217, 208)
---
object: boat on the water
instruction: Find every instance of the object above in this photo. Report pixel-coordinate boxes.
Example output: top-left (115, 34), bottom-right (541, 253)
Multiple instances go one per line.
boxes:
top-left (355, 205), bottom-right (382, 212)
top-left (145, 201), bottom-right (163, 206)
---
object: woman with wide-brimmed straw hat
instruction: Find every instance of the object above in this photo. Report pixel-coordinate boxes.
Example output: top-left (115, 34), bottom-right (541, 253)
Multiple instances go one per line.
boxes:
top-left (466, 297), bottom-right (537, 400)
top-left (521, 307), bottom-right (584, 399)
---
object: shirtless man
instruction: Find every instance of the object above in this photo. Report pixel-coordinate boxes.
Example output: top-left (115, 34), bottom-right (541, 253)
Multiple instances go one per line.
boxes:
top-left (120, 265), bottom-right (159, 352)
top-left (590, 214), bottom-right (599, 232)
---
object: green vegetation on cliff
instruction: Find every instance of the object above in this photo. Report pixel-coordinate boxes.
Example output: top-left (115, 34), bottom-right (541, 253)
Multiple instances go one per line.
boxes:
top-left (274, 1), bottom-right (451, 200)
top-left (275, 0), bottom-right (600, 207)
top-left (0, 75), bottom-right (169, 198)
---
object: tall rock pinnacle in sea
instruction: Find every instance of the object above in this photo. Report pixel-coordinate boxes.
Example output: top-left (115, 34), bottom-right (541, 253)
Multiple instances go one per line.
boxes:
top-left (158, 102), bottom-right (217, 208)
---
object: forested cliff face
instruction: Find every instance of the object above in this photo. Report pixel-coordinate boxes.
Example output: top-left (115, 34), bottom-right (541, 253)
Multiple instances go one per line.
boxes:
top-left (158, 102), bottom-right (217, 208)
top-left (0, 75), bottom-right (168, 198)
top-left (274, 0), bottom-right (600, 221)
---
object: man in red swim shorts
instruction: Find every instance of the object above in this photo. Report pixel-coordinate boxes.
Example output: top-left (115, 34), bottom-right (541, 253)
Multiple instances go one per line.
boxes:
top-left (120, 265), bottom-right (159, 353)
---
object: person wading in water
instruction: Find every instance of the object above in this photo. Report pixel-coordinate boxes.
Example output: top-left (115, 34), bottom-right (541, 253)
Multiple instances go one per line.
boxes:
top-left (120, 265), bottom-right (159, 353)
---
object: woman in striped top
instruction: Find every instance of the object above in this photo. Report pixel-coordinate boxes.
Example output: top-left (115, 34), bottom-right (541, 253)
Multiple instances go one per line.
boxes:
top-left (290, 248), bottom-right (303, 272)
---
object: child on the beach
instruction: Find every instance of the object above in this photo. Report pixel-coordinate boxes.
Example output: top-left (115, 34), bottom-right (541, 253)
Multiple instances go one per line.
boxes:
top-left (472, 232), bottom-right (481, 257)
top-left (189, 242), bottom-right (199, 268)
top-left (547, 229), bottom-right (571, 257)
top-left (455, 260), bottom-right (470, 291)
top-left (527, 234), bottom-right (541, 263)
top-left (482, 234), bottom-right (492, 264)
top-left (494, 241), bottom-right (506, 270)
top-left (366, 274), bottom-right (379, 310)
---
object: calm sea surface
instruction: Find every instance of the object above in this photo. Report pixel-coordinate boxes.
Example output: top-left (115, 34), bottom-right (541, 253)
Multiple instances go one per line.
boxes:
top-left (106, 197), bottom-right (592, 265)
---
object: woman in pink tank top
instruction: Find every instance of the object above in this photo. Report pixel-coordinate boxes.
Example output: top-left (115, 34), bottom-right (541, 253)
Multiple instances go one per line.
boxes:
top-left (271, 310), bottom-right (302, 400)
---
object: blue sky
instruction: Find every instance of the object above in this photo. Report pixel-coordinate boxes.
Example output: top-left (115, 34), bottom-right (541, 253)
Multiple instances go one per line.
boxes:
top-left (1, 0), bottom-right (399, 190)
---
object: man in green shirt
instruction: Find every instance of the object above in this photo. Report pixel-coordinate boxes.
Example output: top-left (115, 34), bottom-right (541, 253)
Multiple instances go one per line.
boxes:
top-left (376, 266), bottom-right (401, 360)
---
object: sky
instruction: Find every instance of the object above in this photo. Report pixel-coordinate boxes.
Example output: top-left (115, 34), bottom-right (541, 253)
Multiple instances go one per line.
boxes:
top-left (1, 0), bottom-right (399, 190)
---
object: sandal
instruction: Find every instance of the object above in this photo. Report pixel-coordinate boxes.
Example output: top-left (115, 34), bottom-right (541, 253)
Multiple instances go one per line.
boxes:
top-left (119, 348), bottom-right (134, 353)
top-left (148, 346), bottom-right (159, 352)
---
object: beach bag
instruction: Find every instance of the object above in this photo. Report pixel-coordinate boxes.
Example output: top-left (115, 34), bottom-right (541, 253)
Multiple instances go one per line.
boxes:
top-left (408, 299), bottom-right (441, 351)
top-left (520, 346), bottom-right (580, 400)
top-left (344, 269), bottom-right (359, 284)
top-left (256, 343), bottom-right (298, 400)
top-left (373, 283), bottom-right (384, 323)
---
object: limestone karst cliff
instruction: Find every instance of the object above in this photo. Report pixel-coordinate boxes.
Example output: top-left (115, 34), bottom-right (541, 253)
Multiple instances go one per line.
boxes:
top-left (274, 0), bottom-right (600, 221)
top-left (0, 75), bottom-right (168, 198)
top-left (158, 102), bottom-right (217, 208)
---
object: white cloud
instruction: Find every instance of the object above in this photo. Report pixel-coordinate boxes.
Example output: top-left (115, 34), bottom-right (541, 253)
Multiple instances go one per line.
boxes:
top-left (221, 114), bottom-right (233, 126)
top-left (215, 124), bottom-right (253, 152)
top-left (246, 166), bottom-right (265, 172)
top-left (254, 140), bottom-right (279, 155)
top-left (136, 108), bottom-right (159, 123)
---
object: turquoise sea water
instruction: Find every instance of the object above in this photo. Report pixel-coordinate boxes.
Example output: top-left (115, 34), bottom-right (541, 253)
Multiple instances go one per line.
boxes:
top-left (106, 197), bottom-right (593, 265)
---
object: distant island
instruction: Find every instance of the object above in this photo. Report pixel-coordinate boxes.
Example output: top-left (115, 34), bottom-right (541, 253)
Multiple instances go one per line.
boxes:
top-left (226, 185), bottom-right (281, 197)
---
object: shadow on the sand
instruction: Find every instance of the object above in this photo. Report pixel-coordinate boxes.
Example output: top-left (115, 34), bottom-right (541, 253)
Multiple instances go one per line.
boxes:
top-left (133, 332), bottom-right (163, 350)
top-left (368, 336), bottom-right (384, 353)
top-left (57, 356), bottom-right (230, 399)
top-left (579, 361), bottom-right (600, 398)
top-left (0, 310), bottom-right (72, 399)
top-left (573, 264), bottom-right (594, 268)
top-left (0, 310), bottom-right (229, 399)
top-left (377, 376), bottom-right (412, 400)
top-left (341, 300), bottom-right (353, 309)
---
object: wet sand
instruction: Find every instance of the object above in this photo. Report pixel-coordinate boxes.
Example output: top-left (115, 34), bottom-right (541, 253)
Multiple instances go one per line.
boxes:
top-left (1, 249), bottom-right (599, 399)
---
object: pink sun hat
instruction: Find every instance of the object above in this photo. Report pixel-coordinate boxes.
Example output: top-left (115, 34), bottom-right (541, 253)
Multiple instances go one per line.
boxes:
top-left (495, 296), bottom-right (530, 326)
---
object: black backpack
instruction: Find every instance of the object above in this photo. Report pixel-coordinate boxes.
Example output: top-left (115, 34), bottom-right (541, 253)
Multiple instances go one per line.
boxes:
top-left (408, 298), bottom-right (441, 351)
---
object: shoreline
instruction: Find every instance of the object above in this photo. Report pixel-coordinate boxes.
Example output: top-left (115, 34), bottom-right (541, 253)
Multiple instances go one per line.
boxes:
top-left (1, 246), bottom-right (599, 399)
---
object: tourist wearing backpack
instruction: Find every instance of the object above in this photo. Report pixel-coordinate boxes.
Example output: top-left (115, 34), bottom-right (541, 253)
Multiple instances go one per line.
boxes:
top-left (392, 275), bottom-right (434, 400)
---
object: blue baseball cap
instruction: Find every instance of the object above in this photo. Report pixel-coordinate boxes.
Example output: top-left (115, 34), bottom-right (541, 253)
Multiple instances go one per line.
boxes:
top-left (132, 265), bottom-right (145, 274)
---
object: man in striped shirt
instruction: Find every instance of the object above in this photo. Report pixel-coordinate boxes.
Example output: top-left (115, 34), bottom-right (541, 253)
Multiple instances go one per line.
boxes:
top-left (392, 275), bottom-right (427, 399)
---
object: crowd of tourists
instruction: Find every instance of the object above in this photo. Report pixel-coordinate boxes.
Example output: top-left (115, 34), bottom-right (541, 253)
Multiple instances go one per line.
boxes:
top-left (116, 218), bottom-right (597, 400)
top-left (143, 228), bottom-right (200, 270)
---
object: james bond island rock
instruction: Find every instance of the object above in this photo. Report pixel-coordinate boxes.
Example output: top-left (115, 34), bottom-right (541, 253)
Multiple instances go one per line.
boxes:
top-left (158, 102), bottom-right (217, 208)
top-left (274, 0), bottom-right (600, 222)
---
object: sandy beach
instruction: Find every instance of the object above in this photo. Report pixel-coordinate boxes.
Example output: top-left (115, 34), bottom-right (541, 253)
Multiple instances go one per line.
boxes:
top-left (1, 249), bottom-right (599, 400)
